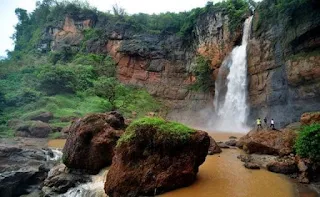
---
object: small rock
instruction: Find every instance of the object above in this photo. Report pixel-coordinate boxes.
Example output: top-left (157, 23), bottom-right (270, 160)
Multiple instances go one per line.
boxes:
top-left (297, 161), bottom-right (308, 172)
top-left (208, 136), bottom-right (222, 155)
top-left (244, 162), bottom-right (260, 169)
top-left (225, 140), bottom-right (237, 146)
top-left (217, 142), bottom-right (230, 149)
top-left (298, 172), bottom-right (310, 184)
top-left (237, 154), bottom-right (251, 162)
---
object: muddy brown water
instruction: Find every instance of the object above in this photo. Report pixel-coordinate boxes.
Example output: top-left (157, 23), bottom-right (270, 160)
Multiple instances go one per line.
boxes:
top-left (48, 139), bottom-right (66, 149)
top-left (48, 133), bottom-right (314, 197)
top-left (162, 148), bottom-right (296, 197)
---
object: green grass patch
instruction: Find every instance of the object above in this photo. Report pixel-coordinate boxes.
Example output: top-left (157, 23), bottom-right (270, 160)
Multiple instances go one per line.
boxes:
top-left (0, 125), bottom-right (14, 138)
top-left (117, 117), bottom-right (195, 146)
top-left (295, 123), bottom-right (320, 161)
top-left (49, 132), bottom-right (63, 139)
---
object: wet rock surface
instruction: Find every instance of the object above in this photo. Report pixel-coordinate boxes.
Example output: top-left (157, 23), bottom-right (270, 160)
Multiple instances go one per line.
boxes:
top-left (0, 144), bottom-right (60, 197)
top-left (42, 164), bottom-right (91, 196)
top-left (208, 136), bottom-right (222, 155)
top-left (62, 112), bottom-right (125, 174)
top-left (104, 127), bottom-right (210, 197)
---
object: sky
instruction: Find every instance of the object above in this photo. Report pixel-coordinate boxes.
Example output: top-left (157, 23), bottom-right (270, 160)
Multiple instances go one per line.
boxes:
top-left (0, 0), bottom-right (260, 57)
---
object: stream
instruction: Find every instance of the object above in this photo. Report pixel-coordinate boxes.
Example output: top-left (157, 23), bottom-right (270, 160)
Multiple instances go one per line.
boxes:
top-left (47, 132), bottom-right (317, 197)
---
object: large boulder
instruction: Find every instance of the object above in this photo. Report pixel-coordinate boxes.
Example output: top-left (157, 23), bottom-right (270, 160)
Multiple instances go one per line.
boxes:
top-left (208, 136), bottom-right (222, 155)
top-left (29, 112), bottom-right (54, 123)
top-left (62, 112), bottom-right (125, 174)
top-left (238, 129), bottom-right (297, 156)
top-left (301, 112), bottom-right (320, 125)
top-left (15, 121), bottom-right (52, 138)
top-left (104, 117), bottom-right (210, 197)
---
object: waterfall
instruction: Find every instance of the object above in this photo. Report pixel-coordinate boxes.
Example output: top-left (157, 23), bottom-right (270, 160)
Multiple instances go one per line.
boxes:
top-left (58, 167), bottom-right (108, 197)
top-left (213, 16), bottom-right (253, 132)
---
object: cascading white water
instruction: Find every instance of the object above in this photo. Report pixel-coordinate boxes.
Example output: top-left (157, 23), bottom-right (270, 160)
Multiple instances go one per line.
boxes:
top-left (58, 167), bottom-right (108, 197)
top-left (213, 16), bottom-right (253, 132)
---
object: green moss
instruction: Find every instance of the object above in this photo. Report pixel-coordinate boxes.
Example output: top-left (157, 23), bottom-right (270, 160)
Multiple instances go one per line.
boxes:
top-left (117, 117), bottom-right (195, 146)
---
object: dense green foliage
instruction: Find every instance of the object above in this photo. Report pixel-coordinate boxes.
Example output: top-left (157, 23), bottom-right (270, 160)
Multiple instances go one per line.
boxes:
top-left (117, 117), bottom-right (195, 146)
top-left (121, 0), bottom-right (249, 39)
top-left (0, 53), bottom-right (161, 138)
top-left (190, 56), bottom-right (215, 92)
top-left (295, 123), bottom-right (320, 161)
top-left (253, 0), bottom-right (312, 35)
top-left (0, 0), bottom-right (251, 138)
top-left (9, 0), bottom-right (250, 58)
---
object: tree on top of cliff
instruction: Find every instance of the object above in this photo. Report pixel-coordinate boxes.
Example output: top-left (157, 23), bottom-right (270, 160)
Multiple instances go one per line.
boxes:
top-left (253, 0), bottom-right (317, 35)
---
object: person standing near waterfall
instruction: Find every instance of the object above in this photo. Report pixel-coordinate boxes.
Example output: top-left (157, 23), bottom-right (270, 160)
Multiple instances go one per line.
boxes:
top-left (257, 118), bottom-right (262, 130)
top-left (270, 119), bottom-right (275, 130)
top-left (264, 117), bottom-right (267, 128)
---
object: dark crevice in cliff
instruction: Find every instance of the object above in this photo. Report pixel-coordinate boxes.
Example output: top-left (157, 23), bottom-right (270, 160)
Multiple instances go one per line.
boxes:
top-left (290, 26), bottom-right (320, 55)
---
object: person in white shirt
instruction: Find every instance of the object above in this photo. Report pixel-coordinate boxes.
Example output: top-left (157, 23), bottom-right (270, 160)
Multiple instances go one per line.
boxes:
top-left (270, 119), bottom-right (275, 130)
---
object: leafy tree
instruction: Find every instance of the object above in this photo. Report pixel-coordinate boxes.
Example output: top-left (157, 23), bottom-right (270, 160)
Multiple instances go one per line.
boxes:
top-left (112, 4), bottom-right (126, 16)
top-left (37, 65), bottom-right (76, 95)
top-left (93, 77), bottom-right (119, 110)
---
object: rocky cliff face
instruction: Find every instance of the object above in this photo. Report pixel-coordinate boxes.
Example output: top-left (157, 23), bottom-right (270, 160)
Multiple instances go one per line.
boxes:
top-left (40, 11), bottom-right (242, 125)
top-left (247, 2), bottom-right (320, 127)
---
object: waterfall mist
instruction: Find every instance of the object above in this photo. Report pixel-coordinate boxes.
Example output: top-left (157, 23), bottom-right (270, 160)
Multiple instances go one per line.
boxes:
top-left (211, 16), bottom-right (253, 132)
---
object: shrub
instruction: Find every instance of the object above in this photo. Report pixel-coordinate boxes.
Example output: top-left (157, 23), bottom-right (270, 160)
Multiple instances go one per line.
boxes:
top-left (37, 65), bottom-right (76, 95)
top-left (37, 64), bottom-right (94, 95)
top-left (5, 88), bottom-right (41, 107)
top-left (190, 56), bottom-right (215, 92)
top-left (72, 54), bottom-right (116, 77)
top-left (295, 123), bottom-right (320, 161)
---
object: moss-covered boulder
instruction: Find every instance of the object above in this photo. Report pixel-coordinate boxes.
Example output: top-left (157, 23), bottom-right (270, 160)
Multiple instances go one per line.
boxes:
top-left (104, 117), bottom-right (210, 197)
top-left (62, 111), bottom-right (125, 174)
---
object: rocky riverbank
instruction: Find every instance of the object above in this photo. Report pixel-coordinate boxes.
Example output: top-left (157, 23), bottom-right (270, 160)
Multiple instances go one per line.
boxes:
top-left (0, 137), bottom-right (62, 197)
